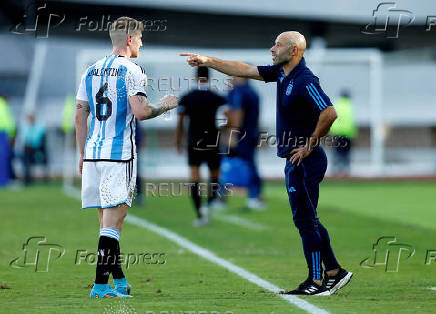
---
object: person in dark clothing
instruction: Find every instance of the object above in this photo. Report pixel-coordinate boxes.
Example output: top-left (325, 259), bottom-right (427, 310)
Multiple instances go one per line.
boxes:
top-left (176, 67), bottom-right (226, 226)
top-left (181, 31), bottom-right (352, 295)
top-left (226, 76), bottom-right (264, 210)
top-left (22, 114), bottom-right (47, 185)
top-left (135, 119), bottom-right (145, 204)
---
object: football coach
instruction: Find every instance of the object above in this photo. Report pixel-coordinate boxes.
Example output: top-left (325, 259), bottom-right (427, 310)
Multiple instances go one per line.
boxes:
top-left (180, 31), bottom-right (353, 295)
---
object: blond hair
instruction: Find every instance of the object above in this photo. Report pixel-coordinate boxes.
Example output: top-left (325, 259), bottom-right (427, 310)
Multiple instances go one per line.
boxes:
top-left (109, 17), bottom-right (144, 47)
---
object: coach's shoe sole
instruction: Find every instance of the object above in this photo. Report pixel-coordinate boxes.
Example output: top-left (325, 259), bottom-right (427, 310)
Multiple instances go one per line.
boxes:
top-left (329, 272), bottom-right (353, 295)
top-left (314, 290), bottom-right (331, 296)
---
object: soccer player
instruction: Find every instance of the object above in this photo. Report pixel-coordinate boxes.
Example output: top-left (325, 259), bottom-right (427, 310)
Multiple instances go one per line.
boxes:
top-left (176, 67), bottom-right (226, 226)
top-left (226, 76), bottom-right (264, 210)
top-left (75, 16), bottom-right (178, 298)
top-left (180, 31), bottom-right (352, 295)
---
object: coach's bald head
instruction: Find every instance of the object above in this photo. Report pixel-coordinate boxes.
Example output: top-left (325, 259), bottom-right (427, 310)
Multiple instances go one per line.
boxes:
top-left (271, 31), bottom-right (306, 66)
top-left (281, 31), bottom-right (306, 56)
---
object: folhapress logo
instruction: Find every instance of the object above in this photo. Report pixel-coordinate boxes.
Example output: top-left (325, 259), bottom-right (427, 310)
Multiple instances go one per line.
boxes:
top-left (10, 3), bottom-right (65, 38)
top-left (360, 236), bottom-right (415, 272)
top-left (361, 2), bottom-right (415, 38)
top-left (9, 236), bottom-right (65, 272)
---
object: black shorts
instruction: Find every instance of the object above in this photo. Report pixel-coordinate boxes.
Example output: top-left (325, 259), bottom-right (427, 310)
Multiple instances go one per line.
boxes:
top-left (188, 146), bottom-right (221, 169)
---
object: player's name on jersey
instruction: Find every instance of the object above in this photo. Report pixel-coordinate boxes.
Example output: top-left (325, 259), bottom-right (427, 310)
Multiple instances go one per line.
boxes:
top-left (88, 67), bottom-right (125, 77)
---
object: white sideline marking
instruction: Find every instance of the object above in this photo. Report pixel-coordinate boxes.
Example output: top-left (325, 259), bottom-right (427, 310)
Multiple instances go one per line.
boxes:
top-left (64, 188), bottom-right (328, 313)
top-left (64, 185), bottom-right (81, 200)
top-left (214, 213), bottom-right (269, 231)
top-left (125, 214), bottom-right (329, 314)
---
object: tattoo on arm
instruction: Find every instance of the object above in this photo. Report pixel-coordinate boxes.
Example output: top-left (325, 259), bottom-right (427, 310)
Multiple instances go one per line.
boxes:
top-left (76, 103), bottom-right (90, 113)
top-left (134, 94), bottom-right (167, 119)
top-left (136, 95), bottom-right (147, 104)
top-left (147, 103), bottom-right (167, 119)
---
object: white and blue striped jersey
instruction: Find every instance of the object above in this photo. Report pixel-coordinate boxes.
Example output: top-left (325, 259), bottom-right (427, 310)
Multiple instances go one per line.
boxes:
top-left (76, 54), bottom-right (147, 161)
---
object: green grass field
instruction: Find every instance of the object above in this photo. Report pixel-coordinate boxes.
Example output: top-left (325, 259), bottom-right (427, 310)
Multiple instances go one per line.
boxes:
top-left (1, 181), bottom-right (436, 313)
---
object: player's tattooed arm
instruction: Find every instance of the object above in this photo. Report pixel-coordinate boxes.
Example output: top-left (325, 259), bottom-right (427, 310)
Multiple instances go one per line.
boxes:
top-left (135, 95), bottom-right (147, 105)
top-left (76, 102), bottom-right (90, 113)
top-left (75, 99), bottom-right (90, 174)
top-left (146, 103), bottom-right (168, 119)
top-left (133, 95), bottom-right (166, 119)
top-left (130, 94), bottom-right (178, 120)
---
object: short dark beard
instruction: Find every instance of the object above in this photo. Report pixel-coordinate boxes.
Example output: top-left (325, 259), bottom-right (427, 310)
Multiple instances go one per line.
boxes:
top-left (274, 47), bottom-right (292, 66)
top-left (275, 57), bottom-right (291, 66)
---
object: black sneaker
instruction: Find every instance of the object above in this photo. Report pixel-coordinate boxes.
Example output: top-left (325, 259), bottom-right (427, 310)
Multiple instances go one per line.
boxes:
top-left (280, 278), bottom-right (330, 296)
top-left (323, 268), bottom-right (353, 294)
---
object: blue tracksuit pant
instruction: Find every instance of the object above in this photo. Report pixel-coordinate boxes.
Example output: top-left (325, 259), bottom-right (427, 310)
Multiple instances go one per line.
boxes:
top-left (284, 146), bottom-right (340, 280)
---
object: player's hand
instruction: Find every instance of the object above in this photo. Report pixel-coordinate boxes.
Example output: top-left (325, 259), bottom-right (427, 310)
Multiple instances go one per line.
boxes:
top-left (179, 53), bottom-right (208, 67)
top-left (289, 145), bottom-right (312, 166)
top-left (160, 94), bottom-right (178, 110)
top-left (78, 154), bottom-right (84, 175)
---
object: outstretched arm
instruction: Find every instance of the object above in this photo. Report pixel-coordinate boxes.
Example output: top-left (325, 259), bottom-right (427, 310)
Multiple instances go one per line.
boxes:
top-left (129, 94), bottom-right (178, 121)
top-left (180, 53), bottom-right (263, 80)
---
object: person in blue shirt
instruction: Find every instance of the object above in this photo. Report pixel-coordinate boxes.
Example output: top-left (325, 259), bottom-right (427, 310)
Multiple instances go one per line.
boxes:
top-left (22, 114), bottom-right (47, 185)
top-left (226, 76), bottom-right (264, 209)
top-left (181, 31), bottom-right (352, 296)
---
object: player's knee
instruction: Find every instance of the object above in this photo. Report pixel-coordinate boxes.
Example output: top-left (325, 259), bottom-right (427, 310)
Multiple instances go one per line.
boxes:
top-left (119, 212), bottom-right (127, 224)
top-left (117, 205), bottom-right (128, 221)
